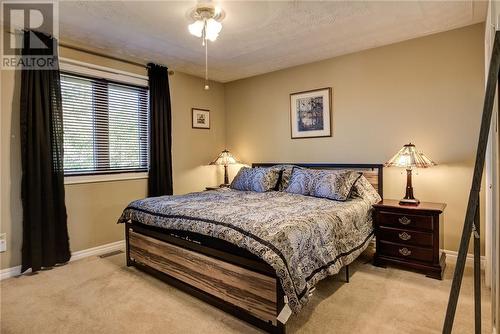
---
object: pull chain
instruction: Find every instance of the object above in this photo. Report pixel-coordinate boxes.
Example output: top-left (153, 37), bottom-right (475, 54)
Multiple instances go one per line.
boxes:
top-left (204, 37), bottom-right (209, 90)
top-left (201, 19), bottom-right (209, 90)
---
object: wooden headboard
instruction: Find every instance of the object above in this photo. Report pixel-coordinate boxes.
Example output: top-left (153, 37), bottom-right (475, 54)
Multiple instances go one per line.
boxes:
top-left (251, 163), bottom-right (384, 198)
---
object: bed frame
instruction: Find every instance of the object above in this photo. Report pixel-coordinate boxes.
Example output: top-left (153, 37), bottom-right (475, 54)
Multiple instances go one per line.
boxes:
top-left (125, 163), bottom-right (383, 334)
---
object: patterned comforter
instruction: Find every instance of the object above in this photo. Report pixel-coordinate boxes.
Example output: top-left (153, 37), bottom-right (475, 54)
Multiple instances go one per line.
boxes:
top-left (118, 188), bottom-right (378, 312)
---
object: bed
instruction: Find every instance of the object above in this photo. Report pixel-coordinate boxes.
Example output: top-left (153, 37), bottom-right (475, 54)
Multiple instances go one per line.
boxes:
top-left (119, 163), bottom-right (383, 334)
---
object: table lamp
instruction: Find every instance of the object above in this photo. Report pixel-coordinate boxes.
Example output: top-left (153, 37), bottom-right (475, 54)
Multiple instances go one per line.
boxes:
top-left (210, 149), bottom-right (240, 187)
top-left (384, 143), bottom-right (436, 205)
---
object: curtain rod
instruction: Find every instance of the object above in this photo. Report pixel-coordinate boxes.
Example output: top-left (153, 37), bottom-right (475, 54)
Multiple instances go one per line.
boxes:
top-left (59, 42), bottom-right (174, 75)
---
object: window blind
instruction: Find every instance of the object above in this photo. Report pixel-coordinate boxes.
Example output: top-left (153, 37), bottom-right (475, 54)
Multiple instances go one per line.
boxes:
top-left (61, 73), bottom-right (149, 175)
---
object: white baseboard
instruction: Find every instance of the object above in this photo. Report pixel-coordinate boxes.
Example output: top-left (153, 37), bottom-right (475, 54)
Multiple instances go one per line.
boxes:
top-left (0, 242), bottom-right (485, 279)
top-left (70, 240), bottom-right (125, 262)
top-left (0, 240), bottom-right (125, 280)
top-left (443, 249), bottom-right (486, 270)
top-left (0, 266), bottom-right (24, 281)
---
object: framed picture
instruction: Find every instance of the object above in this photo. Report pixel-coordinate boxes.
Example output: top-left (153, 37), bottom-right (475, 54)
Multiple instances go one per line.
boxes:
top-left (192, 108), bottom-right (210, 129)
top-left (290, 87), bottom-right (332, 139)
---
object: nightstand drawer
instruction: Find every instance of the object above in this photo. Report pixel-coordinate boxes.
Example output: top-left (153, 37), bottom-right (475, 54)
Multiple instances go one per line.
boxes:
top-left (377, 226), bottom-right (433, 247)
top-left (378, 241), bottom-right (433, 263)
top-left (377, 211), bottom-right (433, 231)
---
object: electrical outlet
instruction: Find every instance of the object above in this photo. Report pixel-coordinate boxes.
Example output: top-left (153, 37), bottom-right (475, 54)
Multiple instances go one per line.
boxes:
top-left (0, 233), bottom-right (6, 252)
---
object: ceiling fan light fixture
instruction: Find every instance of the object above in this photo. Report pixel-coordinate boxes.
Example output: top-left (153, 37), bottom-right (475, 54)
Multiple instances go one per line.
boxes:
top-left (188, 20), bottom-right (204, 38)
top-left (187, 3), bottom-right (225, 42)
top-left (205, 18), bottom-right (222, 41)
top-left (187, 2), bottom-right (225, 90)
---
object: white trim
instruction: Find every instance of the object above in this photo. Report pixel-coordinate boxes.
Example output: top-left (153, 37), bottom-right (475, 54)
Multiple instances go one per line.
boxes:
top-left (0, 240), bottom-right (125, 280)
top-left (0, 266), bottom-right (24, 281)
top-left (444, 249), bottom-right (486, 270)
top-left (64, 172), bottom-right (148, 185)
top-left (70, 240), bottom-right (125, 262)
top-left (0, 244), bottom-right (488, 280)
top-left (59, 57), bottom-right (148, 87)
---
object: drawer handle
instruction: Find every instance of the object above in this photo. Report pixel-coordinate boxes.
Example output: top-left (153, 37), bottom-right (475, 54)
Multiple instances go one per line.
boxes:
top-left (399, 216), bottom-right (411, 225)
top-left (399, 248), bottom-right (412, 256)
top-left (398, 232), bottom-right (412, 241)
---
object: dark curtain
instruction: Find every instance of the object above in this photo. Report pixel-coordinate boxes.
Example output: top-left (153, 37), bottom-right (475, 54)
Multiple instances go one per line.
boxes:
top-left (147, 63), bottom-right (173, 196)
top-left (20, 31), bottom-right (70, 273)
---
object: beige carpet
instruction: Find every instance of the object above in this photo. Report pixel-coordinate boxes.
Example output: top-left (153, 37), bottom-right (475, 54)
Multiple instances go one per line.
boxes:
top-left (0, 248), bottom-right (491, 334)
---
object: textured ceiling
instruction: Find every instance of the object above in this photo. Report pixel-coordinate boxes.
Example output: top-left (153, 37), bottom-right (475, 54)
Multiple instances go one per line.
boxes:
top-left (59, 1), bottom-right (487, 82)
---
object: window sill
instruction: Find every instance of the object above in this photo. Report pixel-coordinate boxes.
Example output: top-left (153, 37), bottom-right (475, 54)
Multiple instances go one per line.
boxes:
top-left (64, 172), bottom-right (148, 185)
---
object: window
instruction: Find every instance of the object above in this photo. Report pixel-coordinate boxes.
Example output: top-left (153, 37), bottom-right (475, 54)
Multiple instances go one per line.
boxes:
top-left (61, 73), bottom-right (149, 175)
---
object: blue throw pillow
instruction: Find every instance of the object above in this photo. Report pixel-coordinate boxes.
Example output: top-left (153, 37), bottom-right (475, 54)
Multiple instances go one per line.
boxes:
top-left (230, 167), bottom-right (280, 192)
top-left (285, 168), bottom-right (362, 201)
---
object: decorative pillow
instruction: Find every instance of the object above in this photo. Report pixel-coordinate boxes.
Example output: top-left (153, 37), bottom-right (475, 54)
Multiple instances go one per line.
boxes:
top-left (285, 168), bottom-right (362, 201)
top-left (284, 168), bottom-right (313, 195)
top-left (351, 175), bottom-right (382, 203)
top-left (230, 167), bottom-right (280, 192)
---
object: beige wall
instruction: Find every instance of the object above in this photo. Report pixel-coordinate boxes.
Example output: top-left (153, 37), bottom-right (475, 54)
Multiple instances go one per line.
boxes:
top-left (0, 46), bottom-right (225, 270)
top-left (225, 23), bottom-right (486, 254)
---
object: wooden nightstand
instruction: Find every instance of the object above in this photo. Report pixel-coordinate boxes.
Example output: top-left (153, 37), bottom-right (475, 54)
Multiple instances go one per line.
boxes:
top-left (373, 199), bottom-right (447, 279)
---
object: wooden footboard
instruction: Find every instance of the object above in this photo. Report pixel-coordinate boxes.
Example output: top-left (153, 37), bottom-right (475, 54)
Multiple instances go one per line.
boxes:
top-left (126, 222), bottom-right (286, 334)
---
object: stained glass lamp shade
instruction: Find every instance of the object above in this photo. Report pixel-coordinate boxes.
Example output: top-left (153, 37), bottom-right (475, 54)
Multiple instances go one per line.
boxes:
top-left (210, 149), bottom-right (240, 186)
top-left (385, 143), bottom-right (436, 205)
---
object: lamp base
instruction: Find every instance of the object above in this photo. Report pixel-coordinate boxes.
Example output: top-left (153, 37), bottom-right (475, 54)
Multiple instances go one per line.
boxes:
top-left (219, 183), bottom-right (230, 188)
top-left (399, 198), bottom-right (420, 206)
top-left (400, 168), bottom-right (419, 206)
